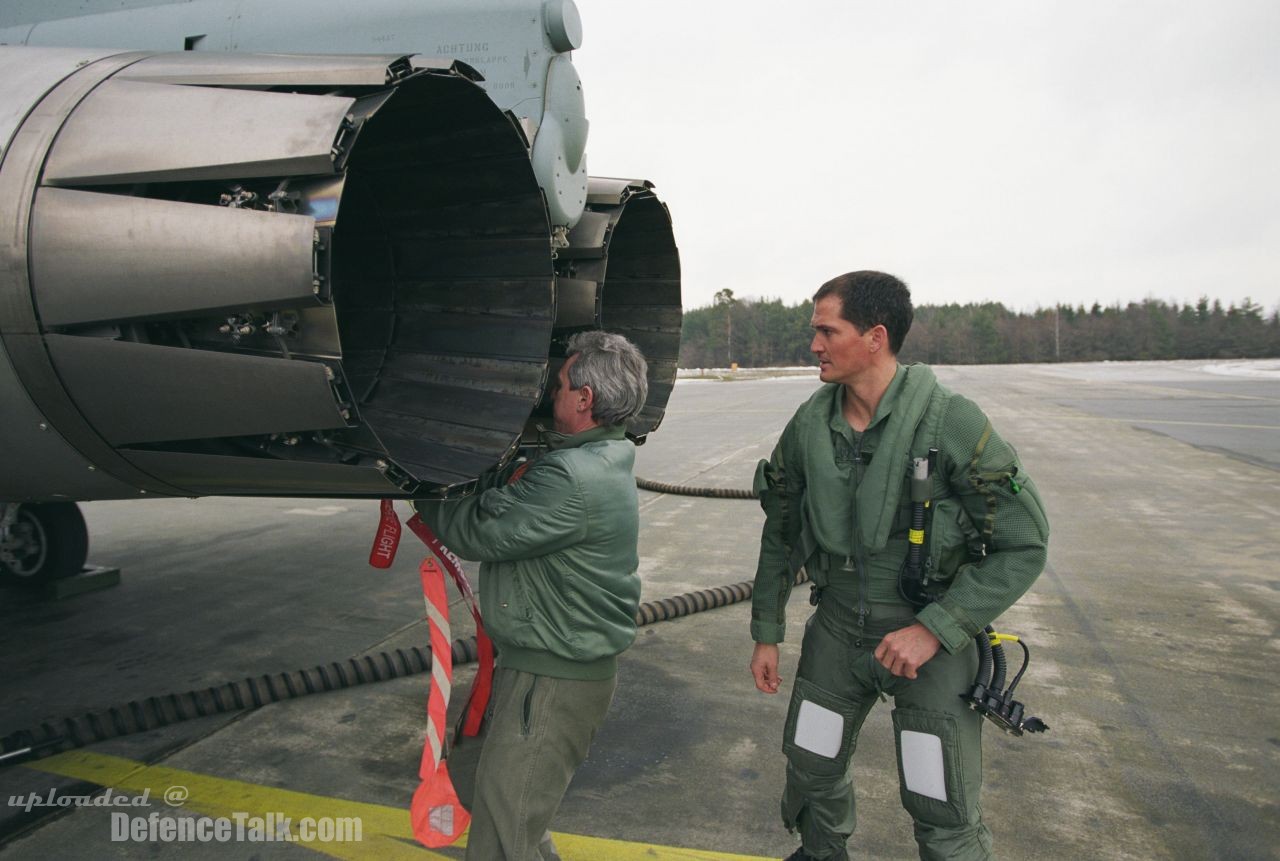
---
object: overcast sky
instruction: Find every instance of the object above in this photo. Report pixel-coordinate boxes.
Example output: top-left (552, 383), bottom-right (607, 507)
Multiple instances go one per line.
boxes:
top-left (572, 1), bottom-right (1279, 314)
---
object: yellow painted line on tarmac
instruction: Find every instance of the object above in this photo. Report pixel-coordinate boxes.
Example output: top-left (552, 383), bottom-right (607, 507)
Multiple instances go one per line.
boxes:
top-left (28, 751), bottom-right (773, 861)
top-left (29, 750), bottom-right (432, 861)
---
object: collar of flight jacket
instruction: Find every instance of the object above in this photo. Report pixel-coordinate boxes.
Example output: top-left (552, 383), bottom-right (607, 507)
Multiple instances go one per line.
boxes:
top-left (826, 362), bottom-right (938, 554)
top-left (540, 423), bottom-right (629, 452)
top-left (829, 363), bottom-right (908, 441)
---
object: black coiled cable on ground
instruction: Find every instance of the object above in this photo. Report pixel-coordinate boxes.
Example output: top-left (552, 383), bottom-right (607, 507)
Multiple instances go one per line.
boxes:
top-left (0, 644), bottom-right (450, 766)
top-left (1, 476), bottom-right (773, 762)
top-left (635, 477), bottom-right (758, 500)
top-left (0, 572), bottom-right (806, 765)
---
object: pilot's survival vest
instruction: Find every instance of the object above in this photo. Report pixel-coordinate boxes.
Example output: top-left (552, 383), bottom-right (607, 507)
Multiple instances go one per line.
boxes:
top-left (756, 365), bottom-right (1015, 606)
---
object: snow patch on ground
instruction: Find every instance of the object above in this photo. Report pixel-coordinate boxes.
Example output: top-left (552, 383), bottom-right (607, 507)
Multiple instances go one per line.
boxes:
top-left (677, 367), bottom-right (818, 383)
top-left (1199, 360), bottom-right (1280, 378)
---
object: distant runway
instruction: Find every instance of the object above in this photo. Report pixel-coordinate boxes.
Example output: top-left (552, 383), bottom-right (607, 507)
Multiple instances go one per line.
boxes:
top-left (2, 360), bottom-right (1276, 860)
top-left (1030, 359), bottom-right (1280, 470)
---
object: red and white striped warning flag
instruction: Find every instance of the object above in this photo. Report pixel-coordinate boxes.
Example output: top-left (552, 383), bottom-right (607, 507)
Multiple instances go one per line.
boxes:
top-left (406, 514), bottom-right (494, 739)
top-left (409, 553), bottom-right (469, 847)
top-left (368, 500), bottom-right (496, 848)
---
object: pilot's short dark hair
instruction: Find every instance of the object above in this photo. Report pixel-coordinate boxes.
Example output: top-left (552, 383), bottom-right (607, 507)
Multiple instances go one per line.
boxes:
top-left (813, 271), bottom-right (913, 354)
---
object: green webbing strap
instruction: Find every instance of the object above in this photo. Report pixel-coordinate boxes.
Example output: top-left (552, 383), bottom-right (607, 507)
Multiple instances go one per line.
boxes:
top-left (969, 420), bottom-right (993, 472)
top-left (968, 420), bottom-right (999, 541)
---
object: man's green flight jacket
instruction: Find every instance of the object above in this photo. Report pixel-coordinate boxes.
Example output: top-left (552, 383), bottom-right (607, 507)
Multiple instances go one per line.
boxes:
top-left (415, 424), bottom-right (641, 681)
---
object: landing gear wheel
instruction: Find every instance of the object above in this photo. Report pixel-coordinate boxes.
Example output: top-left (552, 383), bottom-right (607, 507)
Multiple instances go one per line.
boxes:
top-left (0, 503), bottom-right (88, 586)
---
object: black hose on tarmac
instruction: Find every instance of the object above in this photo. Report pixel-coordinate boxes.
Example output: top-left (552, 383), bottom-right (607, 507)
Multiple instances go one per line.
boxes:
top-left (635, 477), bottom-right (758, 500)
top-left (0, 572), bottom-right (806, 765)
top-left (1, 479), bottom-right (768, 760)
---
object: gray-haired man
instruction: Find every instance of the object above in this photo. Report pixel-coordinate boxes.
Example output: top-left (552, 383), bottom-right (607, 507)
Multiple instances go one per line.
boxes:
top-left (415, 331), bottom-right (649, 861)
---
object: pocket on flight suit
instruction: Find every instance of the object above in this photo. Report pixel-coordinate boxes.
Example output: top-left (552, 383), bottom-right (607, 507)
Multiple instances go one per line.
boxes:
top-left (927, 496), bottom-right (984, 587)
top-left (892, 708), bottom-right (970, 827)
top-left (782, 676), bottom-right (858, 779)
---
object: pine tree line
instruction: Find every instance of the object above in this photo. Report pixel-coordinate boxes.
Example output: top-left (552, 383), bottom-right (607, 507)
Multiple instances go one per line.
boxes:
top-left (680, 292), bottom-right (1280, 367)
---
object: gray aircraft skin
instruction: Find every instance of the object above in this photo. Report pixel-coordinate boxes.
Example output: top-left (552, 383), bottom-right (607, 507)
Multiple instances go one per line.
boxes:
top-left (0, 1), bottom-right (682, 583)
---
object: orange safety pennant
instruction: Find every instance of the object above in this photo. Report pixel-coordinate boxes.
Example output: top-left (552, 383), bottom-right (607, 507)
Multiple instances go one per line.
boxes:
top-left (410, 759), bottom-right (468, 846)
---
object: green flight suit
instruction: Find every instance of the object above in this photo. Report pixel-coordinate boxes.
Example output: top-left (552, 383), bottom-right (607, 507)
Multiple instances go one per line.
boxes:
top-left (751, 364), bottom-right (1049, 861)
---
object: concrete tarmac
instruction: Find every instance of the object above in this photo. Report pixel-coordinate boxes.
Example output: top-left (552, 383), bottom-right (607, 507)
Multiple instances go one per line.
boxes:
top-left (1, 360), bottom-right (1276, 860)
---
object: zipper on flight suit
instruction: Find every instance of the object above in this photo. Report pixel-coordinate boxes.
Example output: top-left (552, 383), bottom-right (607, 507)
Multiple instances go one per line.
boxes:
top-left (852, 434), bottom-right (869, 631)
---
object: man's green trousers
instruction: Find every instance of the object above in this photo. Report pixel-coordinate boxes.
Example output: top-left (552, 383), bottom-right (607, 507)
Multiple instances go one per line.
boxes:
top-left (450, 667), bottom-right (616, 861)
top-left (782, 599), bottom-right (994, 861)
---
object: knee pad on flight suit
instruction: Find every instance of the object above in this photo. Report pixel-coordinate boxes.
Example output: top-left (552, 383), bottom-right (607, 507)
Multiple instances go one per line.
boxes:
top-left (892, 707), bottom-right (978, 829)
top-left (784, 677), bottom-right (859, 777)
top-left (781, 675), bottom-right (861, 841)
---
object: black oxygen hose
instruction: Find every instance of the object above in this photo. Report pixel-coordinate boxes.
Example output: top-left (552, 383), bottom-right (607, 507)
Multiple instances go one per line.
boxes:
top-left (1005, 639), bottom-right (1032, 697)
top-left (973, 627), bottom-right (994, 693)
top-left (964, 626), bottom-right (1048, 735)
top-left (989, 628), bottom-right (1009, 693)
top-left (0, 573), bottom-right (806, 766)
